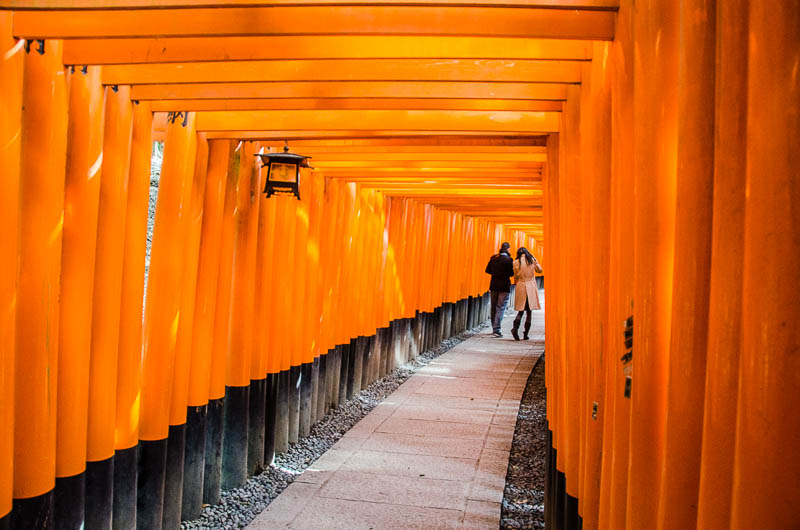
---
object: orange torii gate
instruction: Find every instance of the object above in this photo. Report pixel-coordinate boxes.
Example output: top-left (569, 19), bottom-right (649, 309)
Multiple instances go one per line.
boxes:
top-left (2, 1), bottom-right (799, 530)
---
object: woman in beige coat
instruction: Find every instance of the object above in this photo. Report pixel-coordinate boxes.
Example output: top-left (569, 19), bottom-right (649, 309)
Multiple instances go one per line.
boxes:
top-left (511, 247), bottom-right (542, 340)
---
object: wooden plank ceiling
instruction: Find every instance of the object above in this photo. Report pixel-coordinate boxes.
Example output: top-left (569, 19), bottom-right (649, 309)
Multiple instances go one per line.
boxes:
top-left (8, 0), bottom-right (619, 241)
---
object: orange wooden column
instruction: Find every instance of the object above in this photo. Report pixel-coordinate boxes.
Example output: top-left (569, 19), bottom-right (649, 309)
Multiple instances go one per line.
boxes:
top-left (558, 85), bottom-right (582, 514)
top-left (187, 140), bottom-right (231, 411)
top-left (626, 2), bottom-right (679, 529)
top-left (543, 133), bottom-right (561, 530)
top-left (84, 83), bottom-right (133, 528)
top-left (182, 139), bottom-right (229, 520)
top-left (205, 141), bottom-right (240, 504)
top-left (222, 140), bottom-right (260, 488)
top-left (579, 41), bottom-right (612, 530)
top-left (0, 14), bottom-right (22, 524)
top-left (598, 2), bottom-right (634, 527)
top-left (731, 3), bottom-right (799, 528)
top-left (54, 64), bottom-right (104, 527)
top-left (656, 1), bottom-right (716, 527)
top-left (695, 1), bottom-right (748, 527)
top-left (12, 38), bottom-right (68, 525)
top-left (162, 132), bottom-right (208, 530)
top-left (138, 111), bottom-right (197, 529)
top-left (113, 99), bottom-right (153, 528)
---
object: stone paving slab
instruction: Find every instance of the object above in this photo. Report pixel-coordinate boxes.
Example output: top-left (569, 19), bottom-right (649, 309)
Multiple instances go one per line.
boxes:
top-left (249, 306), bottom-right (542, 529)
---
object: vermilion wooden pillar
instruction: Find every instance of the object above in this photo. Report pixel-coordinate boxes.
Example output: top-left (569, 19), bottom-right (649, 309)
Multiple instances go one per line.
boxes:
top-left (0, 14), bottom-right (21, 526)
top-left (85, 84), bottom-right (133, 530)
top-left (627, 1), bottom-right (678, 528)
top-left (12, 38), bottom-right (68, 528)
top-left (731, 3), bottom-right (800, 528)
top-left (657, 1), bottom-right (716, 527)
top-left (54, 64), bottom-right (105, 529)
top-left (114, 100), bottom-right (153, 530)
top-left (138, 111), bottom-right (197, 529)
top-left (598, 2), bottom-right (634, 527)
top-left (694, 7), bottom-right (747, 527)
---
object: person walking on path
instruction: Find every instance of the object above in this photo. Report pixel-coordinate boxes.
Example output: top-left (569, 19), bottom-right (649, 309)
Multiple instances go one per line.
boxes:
top-left (511, 247), bottom-right (542, 341)
top-left (485, 242), bottom-right (515, 337)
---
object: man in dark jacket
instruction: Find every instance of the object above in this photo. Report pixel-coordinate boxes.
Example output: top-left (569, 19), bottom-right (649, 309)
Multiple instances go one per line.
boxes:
top-left (485, 242), bottom-right (514, 337)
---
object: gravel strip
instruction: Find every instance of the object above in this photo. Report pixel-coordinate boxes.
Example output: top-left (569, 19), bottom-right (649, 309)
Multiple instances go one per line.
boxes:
top-left (501, 353), bottom-right (547, 529)
top-left (182, 323), bottom-right (488, 530)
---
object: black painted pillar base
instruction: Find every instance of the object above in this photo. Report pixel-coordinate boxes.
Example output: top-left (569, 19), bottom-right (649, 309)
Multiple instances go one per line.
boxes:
top-left (360, 336), bottom-right (372, 390)
top-left (339, 342), bottom-right (351, 404)
top-left (288, 365), bottom-right (301, 444)
top-left (380, 327), bottom-right (391, 376)
top-left (86, 456), bottom-right (113, 529)
top-left (203, 398), bottom-right (224, 505)
top-left (113, 445), bottom-right (137, 530)
top-left (354, 337), bottom-right (366, 395)
top-left (247, 379), bottom-right (267, 476)
top-left (344, 339), bottom-right (357, 399)
top-left (137, 439), bottom-right (167, 530)
top-left (0, 512), bottom-right (9, 530)
top-left (316, 354), bottom-right (328, 419)
top-left (330, 346), bottom-right (342, 410)
top-left (299, 362), bottom-right (313, 438)
top-left (275, 370), bottom-right (290, 454)
top-left (310, 356), bottom-right (320, 426)
top-left (11, 491), bottom-right (54, 530)
top-left (565, 492), bottom-right (582, 530)
top-left (222, 385), bottom-right (249, 490)
top-left (182, 406), bottom-right (207, 521)
top-left (54, 472), bottom-right (84, 530)
top-left (264, 373), bottom-right (278, 466)
top-left (163, 424), bottom-right (186, 530)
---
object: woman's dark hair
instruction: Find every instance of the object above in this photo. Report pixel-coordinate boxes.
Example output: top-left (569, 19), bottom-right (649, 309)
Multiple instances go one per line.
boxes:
top-left (516, 247), bottom-right (535, 265)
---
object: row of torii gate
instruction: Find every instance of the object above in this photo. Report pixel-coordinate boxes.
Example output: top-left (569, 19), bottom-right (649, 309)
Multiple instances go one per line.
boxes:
top-left (2, 1), bottom-right (800, 530)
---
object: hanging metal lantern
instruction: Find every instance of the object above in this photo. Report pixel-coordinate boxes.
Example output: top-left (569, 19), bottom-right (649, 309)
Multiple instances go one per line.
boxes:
top-left (255, 142), bottom-right (311, 200)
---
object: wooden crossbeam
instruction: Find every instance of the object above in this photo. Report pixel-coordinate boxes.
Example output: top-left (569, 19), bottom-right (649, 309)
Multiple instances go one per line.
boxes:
top-left (62, 36), bottom-right (593, 64)
top-left (309, 152), bottom-right (546, 162)
top-left (5, 1), bottom-right (620, 9)
top-left (148, 98), bottom-right (564, 112)
top-left (103, 59), bottom-right (582, 85)
top-left (14, 6), bottom-right (615, 40)
top-left (194, 110), bottom-right (560, 133)
top-left (131, 81), bottom-right (568, 102)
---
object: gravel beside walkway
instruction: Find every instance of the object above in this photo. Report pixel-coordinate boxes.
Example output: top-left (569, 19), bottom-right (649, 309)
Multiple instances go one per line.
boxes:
top-left (501, 355), bottom-right (547, 529)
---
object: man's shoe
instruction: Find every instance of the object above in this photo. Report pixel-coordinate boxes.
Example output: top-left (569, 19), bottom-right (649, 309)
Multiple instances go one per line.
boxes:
top-left (492, 332), bottom-right (502, 338)
top-left (523, 334), bottom-right (530, 341)
top-left (511, 328), bottom-right (520, 341)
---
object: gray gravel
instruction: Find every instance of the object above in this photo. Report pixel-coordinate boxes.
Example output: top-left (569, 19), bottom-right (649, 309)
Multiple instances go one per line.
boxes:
top-left (182, 323), bottom-right (487, 530)
top-left (501, 353), bottom-right (547, 529)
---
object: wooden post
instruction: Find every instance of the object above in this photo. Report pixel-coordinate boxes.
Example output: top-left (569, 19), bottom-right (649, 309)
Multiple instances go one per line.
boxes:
top-left (12, 38), bottom-right (68, 528)
top-left (0, 12), bottom-right (22, 527)
top-left (55, 64), bottom-right (105, 529)
top-left (138, 111), bottom-right (197, 529)
top-left (113, 100), bottom-right (153, 530)
top-left (731, 3), bottom-right (800, 528)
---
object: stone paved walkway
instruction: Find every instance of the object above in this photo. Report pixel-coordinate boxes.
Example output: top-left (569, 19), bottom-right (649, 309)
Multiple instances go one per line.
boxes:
top-left (249, 304), bottom-right (543, 529)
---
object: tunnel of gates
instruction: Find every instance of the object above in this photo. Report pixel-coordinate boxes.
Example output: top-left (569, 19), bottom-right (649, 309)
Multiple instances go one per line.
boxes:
top-left (1, 1), bottom-right (799, 530)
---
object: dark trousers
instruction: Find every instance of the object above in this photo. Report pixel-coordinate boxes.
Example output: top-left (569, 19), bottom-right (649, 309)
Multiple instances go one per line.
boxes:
top-left (490, 290), bottom-right (510, 333)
